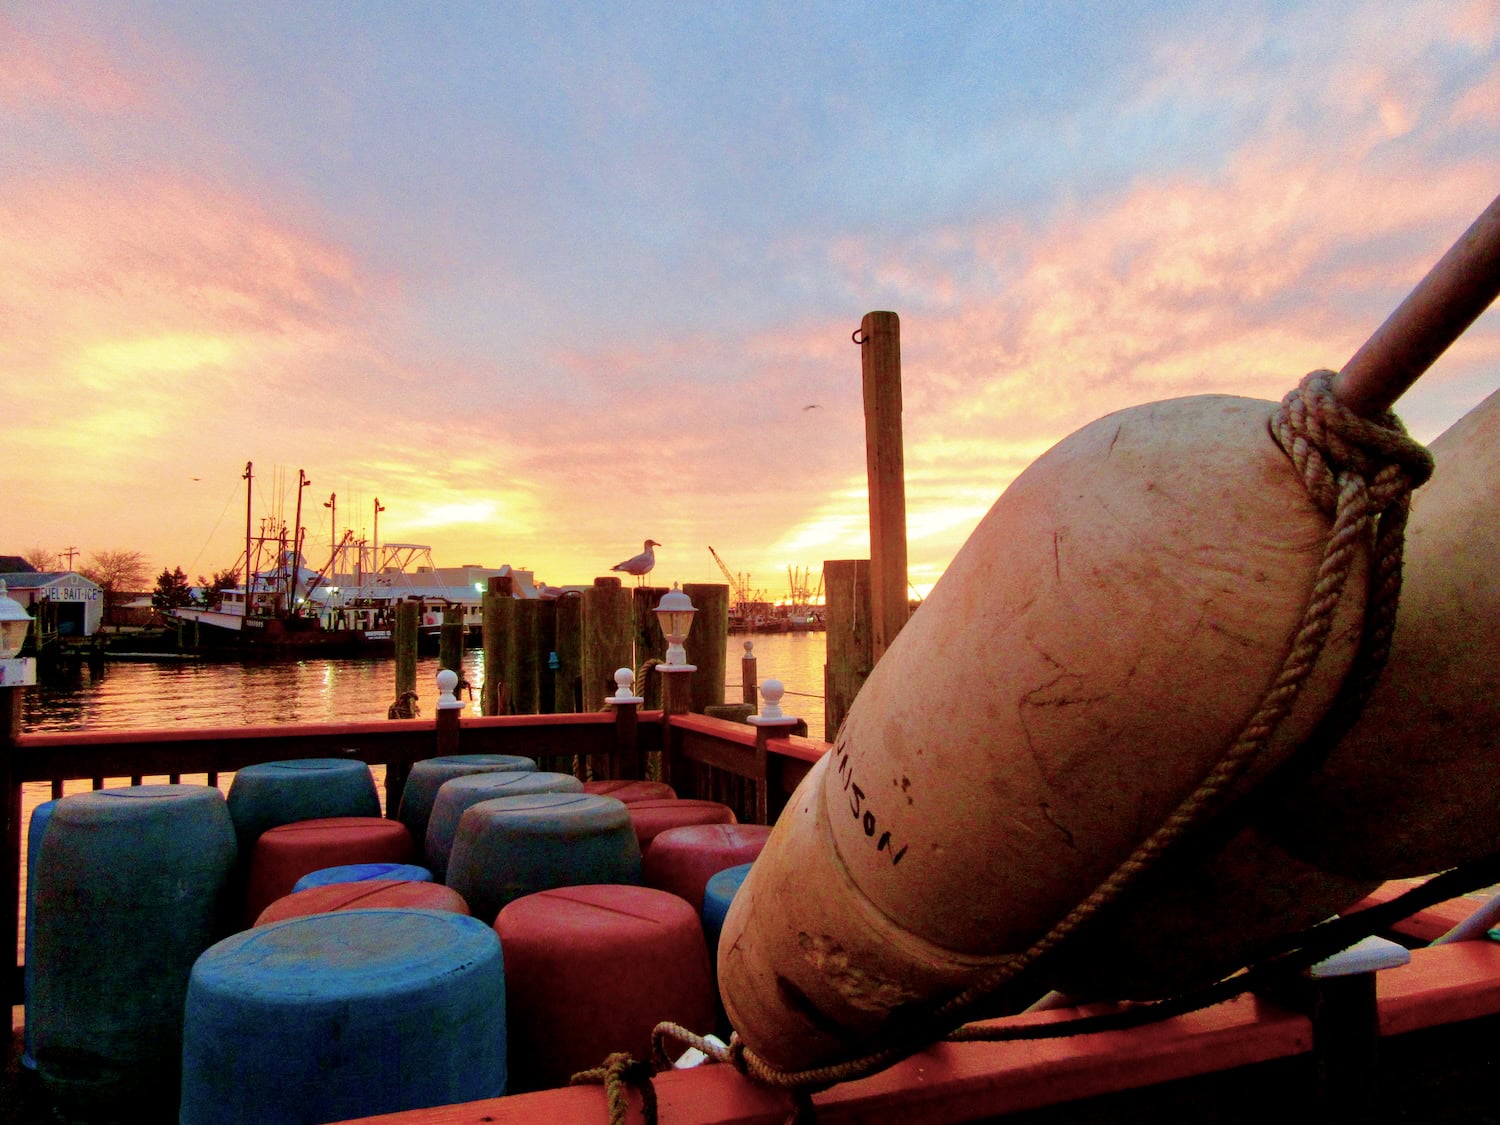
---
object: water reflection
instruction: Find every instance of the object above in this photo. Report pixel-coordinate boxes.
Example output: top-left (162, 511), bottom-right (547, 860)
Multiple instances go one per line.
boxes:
top-left (21, 633), bottom-right (828, 737)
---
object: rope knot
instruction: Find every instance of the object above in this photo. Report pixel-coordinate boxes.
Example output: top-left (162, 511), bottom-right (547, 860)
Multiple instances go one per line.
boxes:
top-left (571, 1052), bottom-right (658, 1125)
top-left (1272, 369), bottom-right (1434, 515)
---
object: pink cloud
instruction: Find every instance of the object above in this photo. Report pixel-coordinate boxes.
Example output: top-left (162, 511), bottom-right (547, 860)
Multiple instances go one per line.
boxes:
top-left (0, 15), bottom-right (156, 117)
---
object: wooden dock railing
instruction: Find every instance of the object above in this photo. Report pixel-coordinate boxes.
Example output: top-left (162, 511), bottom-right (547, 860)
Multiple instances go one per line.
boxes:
top-left (3, 693), bottom-right (830, 1003)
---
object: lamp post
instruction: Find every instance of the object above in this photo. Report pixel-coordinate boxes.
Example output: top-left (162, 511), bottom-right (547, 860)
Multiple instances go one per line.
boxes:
top-left (654, 583), bottom-right (696, 716)
top-left (0, 580), bottom-right (36, 741)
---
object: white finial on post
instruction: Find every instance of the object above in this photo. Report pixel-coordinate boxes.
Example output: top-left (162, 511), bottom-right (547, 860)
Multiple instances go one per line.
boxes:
top-left (749, 677), bottom-right (797, 728)
top-left (436, 668), bottom-right (463, 710)
top-left (606, 666), bottom-right (644, 705)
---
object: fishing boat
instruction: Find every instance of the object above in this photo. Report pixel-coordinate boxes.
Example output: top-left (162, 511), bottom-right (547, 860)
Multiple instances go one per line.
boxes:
top-left (167, 463), bottom-right (541, 655)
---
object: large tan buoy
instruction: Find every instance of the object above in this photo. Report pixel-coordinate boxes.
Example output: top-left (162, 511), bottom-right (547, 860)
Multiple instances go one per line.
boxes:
top-left (719, 393), bottom-right (1373, 1069)
top-left (719, 196), bottom-right (1500, 1075)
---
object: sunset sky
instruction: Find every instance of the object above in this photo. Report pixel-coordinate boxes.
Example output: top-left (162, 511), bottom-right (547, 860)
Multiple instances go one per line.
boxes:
top-left (4, 2), bottom-right (1498, 601)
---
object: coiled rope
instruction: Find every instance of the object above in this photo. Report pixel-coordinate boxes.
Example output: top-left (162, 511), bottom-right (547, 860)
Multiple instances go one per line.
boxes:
top-left (586, 370), bottom-right (1438, 1122)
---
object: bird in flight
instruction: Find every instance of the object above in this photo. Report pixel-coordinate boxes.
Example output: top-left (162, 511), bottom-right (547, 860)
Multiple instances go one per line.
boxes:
top-left (803, 404), bottom-right (820, 410)
top-left (611, 539), bottom-right (661, 585)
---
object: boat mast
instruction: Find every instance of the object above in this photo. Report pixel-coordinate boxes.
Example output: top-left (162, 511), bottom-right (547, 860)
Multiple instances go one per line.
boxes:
top-left (291, 469), bottom-right (310, 613)
top-left (242, 461), bottom-right (253, 614)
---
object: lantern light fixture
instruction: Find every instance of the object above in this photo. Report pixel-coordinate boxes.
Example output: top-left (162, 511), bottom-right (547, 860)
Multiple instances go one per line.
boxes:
top-left (654, 583), bottom-right (697, 667)
top-left (0, 581), bottom-right (32, 661)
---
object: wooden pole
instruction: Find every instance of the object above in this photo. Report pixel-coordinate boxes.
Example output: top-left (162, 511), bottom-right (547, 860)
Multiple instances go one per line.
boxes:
top-left (481, 577), bottom-right (514, 716)
top-left (438, 605), bottom-right (464, 676)
top-left (582, 580), bottom-right (633, 712)
top-left (512, 598), bottom-right (543, 715)
top-left (823, 558), bottom-right (873, 743)
top-left (552, 593), bottom-right (584, 713)
top-left (393, 602), bottom-right (419, 703)
top-left (536, 599), bottom-right (558, 715)
top-left (611, 698), bottom-right (640, 780)
top-left (683, 582), bottom-right (728, 715)
top-left (1334, 192), bottom-right (1500, 417)
top-left (632, 586), bottom-right (668, 710)
top-left (859, 311), bottom-right (909, 663)
top-left (741, 638), bottom-right (758, 706)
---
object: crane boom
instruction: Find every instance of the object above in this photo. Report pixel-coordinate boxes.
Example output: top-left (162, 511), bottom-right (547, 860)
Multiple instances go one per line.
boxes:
top-left (708, 546), bottom-right (752, 607)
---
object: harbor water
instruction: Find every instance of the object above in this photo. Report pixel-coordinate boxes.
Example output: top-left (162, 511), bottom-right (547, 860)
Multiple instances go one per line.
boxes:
top-left (19, 631), bottom-right (828, 737)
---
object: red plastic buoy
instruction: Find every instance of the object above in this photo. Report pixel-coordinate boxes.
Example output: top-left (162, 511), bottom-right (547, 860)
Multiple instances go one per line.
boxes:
top-left (624, 798), bottom-right (737, 856)
top-left (582, 779), bottom-right (677, 803)
top-left (495, 884), bottom-right (715, 1093)
top-left (255, 880), bottom-right (470, 926)
top-left (243, 817), bottom-right (414, 925)
top-left (642, 823), bottom-right (772, 914)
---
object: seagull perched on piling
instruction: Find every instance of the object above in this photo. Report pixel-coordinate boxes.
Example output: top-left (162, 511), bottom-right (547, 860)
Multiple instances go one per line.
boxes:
top-left (611, 539), bottom-right (660, 585)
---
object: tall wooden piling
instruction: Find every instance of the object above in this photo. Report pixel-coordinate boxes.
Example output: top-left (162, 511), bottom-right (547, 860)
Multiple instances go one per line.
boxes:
top-left (481, 577), bottom-right (515, 716)
top-left (859, 310), bottom-right (910, 663)
top-left (632, 586), bottom-right (668, 710)
top-left (511, 598), bottom-right (545, 715)
top-left (823, 558), bottom-right (873, 743)
top-left (438, 606), bottom-right (464, 676)
top-left (394, 602), bottom-right (419, 705)
top-left (683, 582), bottom-right (728, 715)
top-left (582, 580), bottom-right (633, 711)
top-left (553, 593), bottom-right (584, 713)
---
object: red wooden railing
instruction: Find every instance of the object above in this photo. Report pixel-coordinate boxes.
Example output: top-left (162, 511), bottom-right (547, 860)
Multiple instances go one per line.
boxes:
top-left (2, 698), bottom-right (829, 1003)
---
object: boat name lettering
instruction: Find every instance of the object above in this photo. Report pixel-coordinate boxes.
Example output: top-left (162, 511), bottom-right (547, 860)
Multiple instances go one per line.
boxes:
top-left (835, 749), bottom-right (908, 866)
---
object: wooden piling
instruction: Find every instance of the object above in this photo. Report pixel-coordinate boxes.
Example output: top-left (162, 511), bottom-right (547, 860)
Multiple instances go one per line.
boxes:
top-left (632, 586), bottom-right (668, 710)
top-left (438, 606), bottom-right (464, 675)
top-left (481, 577), bottom-right (516, 716)
top-left (859, 310), bottom-right (910, 663)
top-left (823, 558), bottom-right (873, 743)
top-left (740, 639), bottom-right (759, 706)
top-left (394, 602), bottom-right (419, 704)
top-left (582, 580), bottom-right (633, 711)
top-left (552, 593), bottom-right (584, 713)
top-left (683, 582), bottom-right (728, 715)
top-left (511, 598), bottom-right (544, 715)
top-left (535, 599), bottom-right (558, 715)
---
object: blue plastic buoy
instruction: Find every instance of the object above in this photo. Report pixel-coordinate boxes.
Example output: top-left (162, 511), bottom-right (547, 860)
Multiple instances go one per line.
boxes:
top-left (181, 910), bottom-right (506, 1124)
top-left (226, 758), bottom-right (380, 854)
top-left (30, 785), bottom-right (237, 1117)
top-left (292, 862), bottom-right (433, 893)
top-left (396, 754), bottom-right (538, 847)
top-left (703, 862), bottom-right (754, 965)
top-left (446, 793), bottom-right (641, 922)
top-left (423, 770), bottom-right (583, 881)
top-left (21, 799), bottom-right (57, 1070)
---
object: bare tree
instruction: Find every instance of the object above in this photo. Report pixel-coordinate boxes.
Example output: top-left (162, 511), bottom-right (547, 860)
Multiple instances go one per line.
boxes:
top-left (80, 549), bottom-right (150, 626)
top-left (21, 546), bottom-right (57, 570)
